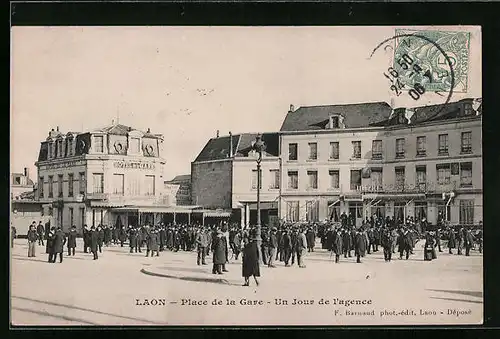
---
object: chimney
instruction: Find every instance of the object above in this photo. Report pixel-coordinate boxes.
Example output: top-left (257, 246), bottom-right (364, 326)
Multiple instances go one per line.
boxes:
top-left (229, 132), bottom-right (233, 157)
top-left (56, 126), bottom-right (59, 132)
top-left (289, 104), bottom-right (294, 113)
top-left (216, 130), bottom-right (219, 138)
top-left (24, 167), bottom-right (29, 181)
top-left (112, 119), bottom-right (115, 125)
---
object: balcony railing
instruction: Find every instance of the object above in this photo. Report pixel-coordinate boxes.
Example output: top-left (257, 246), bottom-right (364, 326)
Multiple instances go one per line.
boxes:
top-left (356, 181), bottom-right (460, 194)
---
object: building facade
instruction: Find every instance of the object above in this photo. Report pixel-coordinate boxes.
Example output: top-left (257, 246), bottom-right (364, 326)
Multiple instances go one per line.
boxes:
top-left (35, 123), bottom-right (168, 233)
top-left (165, 175), bottom-right (192, 206)
top-left (279, 99), bottom-right (482, 227)
top-left (11, 168), bottom-right (34, 199)
top-left (191, 132), bottom-right (280, 227)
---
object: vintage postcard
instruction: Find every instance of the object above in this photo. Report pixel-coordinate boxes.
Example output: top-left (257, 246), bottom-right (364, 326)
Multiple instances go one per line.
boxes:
top-left (10, 26), bottom-right (482, 326)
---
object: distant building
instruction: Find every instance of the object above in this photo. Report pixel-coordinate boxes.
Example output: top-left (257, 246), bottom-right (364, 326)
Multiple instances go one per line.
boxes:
top-left (191, 132), bottom-right (280, 227)
top-left (165, 174), bottom-right (191, 206)
top-left (11, 168), bottom-right (34, 200)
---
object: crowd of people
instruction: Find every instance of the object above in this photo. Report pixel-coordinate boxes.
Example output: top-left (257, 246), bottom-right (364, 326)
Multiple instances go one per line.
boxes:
top-left (12, 211), bottom-right (483, 286)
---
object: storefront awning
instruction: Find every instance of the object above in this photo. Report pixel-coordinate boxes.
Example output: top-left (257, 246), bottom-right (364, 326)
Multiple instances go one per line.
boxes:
top-left (203, 210), bottom-right (232, 218)
top-left (363, 193), bottom-right (426, 201)
top-left (245, 202), bottom-right (278, 210)
top-left (111, 206), bottom-right (195, 213)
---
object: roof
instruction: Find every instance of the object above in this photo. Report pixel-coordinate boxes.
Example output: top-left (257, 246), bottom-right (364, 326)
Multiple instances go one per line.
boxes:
top-left (166, 174), bottom-right (191, 183)
top-left (280, 102), bottom-right (393, 132)
top-left (94, 123), bottom-right (132, 135)
top-left (194, 133), bottom-right (279, 162)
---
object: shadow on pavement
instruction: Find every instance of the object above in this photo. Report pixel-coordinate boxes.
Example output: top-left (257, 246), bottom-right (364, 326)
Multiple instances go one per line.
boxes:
top-left (427, 289), bottom-right (483, 298)
top-left (430, 297), bottom-right (483, 304)
top-left (12, 306), bottom-right (98, 325)
top-left (11, 295), bottom-right (166, 325)
top-left (140, 268), bottom-right (230, 285)
top-left (157, 266), bottom-right (208, 274)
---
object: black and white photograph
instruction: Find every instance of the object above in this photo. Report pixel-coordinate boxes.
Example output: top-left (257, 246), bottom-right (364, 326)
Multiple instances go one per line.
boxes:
top-left (10, 25), bottom-right (482, 326)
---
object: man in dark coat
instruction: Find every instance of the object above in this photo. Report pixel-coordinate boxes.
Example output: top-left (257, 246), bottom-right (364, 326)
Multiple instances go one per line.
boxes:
top-left (296, 228), bottom-right (307, 268)
top-left (268, 228), bottom-right (278, 268)
top-left (435, 228), bottom-right (443, 252)
top-left (340, 212), bottom-right (348, 228)
top-left (242, 231), bottom-right (260, 287)
top-left (261, 228), bottom-right (269, 265)
top-left (233, 231), bottom-right (242, 260)
top-left (112, 226), bottom-right (118, 245)
top-left (83, 225), bottom-right (91, 253)
top-left (398, 227), bottom-right (412, 260)
top-left (306, 227), bottom-right (315, 252)
top-left (354, 229), bottom-right (366, 263)
top-left (46, 227), bottom-right (55, 262)
top-left (27, 224), bottom-right (38, 257)
top-left (51, 227), bottom-right (67, 263)
top-left (447, 227), bottom-right (456, 254)
top-left (195, 227), bottom-right (208, 265)
top-left (456, 226), bottom-right (464, 255)
top-left (146, 230), bottom-right (160, 257)
top-left (159, 226), bottom-right (166, 252)
top-left (366, 228), bottom-right (374, 254)
top-left (464, 228), bottom-right (475, 256)
top-left (275, 228), bottom-right (283, 261)
top-left (381, 228), bottom-right (393, 262)
top-left (36, 221), bottom-right (45, 246)
top-left (119, 226), bottom-right (127, 247)
top-left (331, 229), bottom-right (343, 263)
top-left (90, 226), bottom-right (99, 260)
top-left (67, 225), bottom-right (77, 256)
top-left (280, 229), bottom-right (293, 267)
top-left (212, 231), bottom-right (226, 274)
top-left (128, 227), bottom-right (138, 253)
top-left (373, 227), bottom-right (380, 252)
top-left (97, 225), bottom-right (104, 253)
top-left (103, 225), bottom-right (111, 246)
top-left (342, 228), bottom-right (352, 258)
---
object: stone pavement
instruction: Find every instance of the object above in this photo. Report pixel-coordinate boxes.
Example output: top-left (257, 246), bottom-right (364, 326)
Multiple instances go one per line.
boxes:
top-left (10, 238), bottom-right (483, 326)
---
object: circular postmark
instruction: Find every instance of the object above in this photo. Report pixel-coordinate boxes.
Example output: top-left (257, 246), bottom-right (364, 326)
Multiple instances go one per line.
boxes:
top-left (369, 29), bottom-right (470, 120)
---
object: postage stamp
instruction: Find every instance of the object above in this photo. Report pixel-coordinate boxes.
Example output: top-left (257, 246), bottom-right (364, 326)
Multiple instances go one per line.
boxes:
top-left (393, 29), bottom-right (471, 93)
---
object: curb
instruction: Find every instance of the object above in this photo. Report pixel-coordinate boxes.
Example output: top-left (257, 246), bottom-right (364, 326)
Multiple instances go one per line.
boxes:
top-left (140, 268), bottom-right (231, 285)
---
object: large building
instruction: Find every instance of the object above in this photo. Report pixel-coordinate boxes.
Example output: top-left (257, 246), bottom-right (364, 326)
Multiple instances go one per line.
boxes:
top-left (165, 174), bottom-right (192, 206)
top-left (191, 132), bottom-right (281, 227)
top-left (279, 98), bottom-right (482, 227)
top-left (35, 123), bottom-right (181, 233)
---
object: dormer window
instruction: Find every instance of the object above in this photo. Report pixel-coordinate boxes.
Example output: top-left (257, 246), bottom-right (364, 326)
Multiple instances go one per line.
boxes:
top-left (464, 103), bottom-right (473, 116)
top-left (66, 136), bottom-right (74, 156)
top-left (56, 139), bottom-right (64, 158)
top-left (94, 135), bottom-right (104, 153)
top-left (327, 114), bottom-right (345, 129)
top-left (130, 137), bottom-right (140, 153)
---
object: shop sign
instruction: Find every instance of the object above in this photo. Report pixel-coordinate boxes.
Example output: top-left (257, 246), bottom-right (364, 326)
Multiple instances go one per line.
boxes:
top-left (113, 161), bottom-right (155, 170)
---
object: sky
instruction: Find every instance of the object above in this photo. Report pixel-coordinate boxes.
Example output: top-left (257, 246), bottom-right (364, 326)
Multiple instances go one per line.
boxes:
top-left (11, 26), bottom-right (481, 182)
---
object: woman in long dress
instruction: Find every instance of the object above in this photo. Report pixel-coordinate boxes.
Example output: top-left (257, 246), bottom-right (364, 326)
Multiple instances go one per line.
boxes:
top-left (242, 232), bottom-right (260, 286)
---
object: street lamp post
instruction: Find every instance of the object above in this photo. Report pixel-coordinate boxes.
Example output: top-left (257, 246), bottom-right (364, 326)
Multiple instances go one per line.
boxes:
top-left (252, 135), bottom-right (266, 264)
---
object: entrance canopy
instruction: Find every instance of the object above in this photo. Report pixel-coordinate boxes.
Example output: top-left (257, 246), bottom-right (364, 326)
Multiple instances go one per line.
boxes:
top-left (111, 206), bottom-right (196, 214)
top-left (362, 193), bottom-right (426, 201)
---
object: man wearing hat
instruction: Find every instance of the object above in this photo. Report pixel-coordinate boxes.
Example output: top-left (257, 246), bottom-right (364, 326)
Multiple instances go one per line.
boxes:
top-left (36, 221), bottom-right (45, 246)
top-left (331, 228), bottom-right (343, 263)
top-left (242, 230), bottom-right (260, 286)
top-left (306, 227), bottom-right (315, 252)
top-left (280, 228), bottom-right (293, 267)
top-left (354, 228), bottom-right (366, 263)
top-left (27, 224), bottom-right (38, 257)
top-left (195, 226), bottom-right (209, 265)
top-left (267, 227), bottom-right (278, 268)
top-left (90, 226), bottom-right (99, 260)
top-left (67, 225), bottom-right (77, 256)
top-left (296, 228), bottom-right (307, 268)
top-left (146, 229), bottom-right (160, 257)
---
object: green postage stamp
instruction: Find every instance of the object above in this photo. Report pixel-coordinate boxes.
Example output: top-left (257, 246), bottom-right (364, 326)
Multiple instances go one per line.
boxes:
top-left (393, 29), bottom-right (471, 93)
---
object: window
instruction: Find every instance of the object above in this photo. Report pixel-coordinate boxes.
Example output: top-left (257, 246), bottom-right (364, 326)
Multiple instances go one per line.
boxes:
top-left (459, 200), bottom-right (474, 225)
top-left (438, 134), bottom-right (449, 155)
top-left (269, 170), bottom-right (280, 189)
top-left (68, 173), bottom-right (74, 197)
top-left (58, 174), bottom-right (63, 197)
top-left (349, 202), bottom-right (363, 221)
top-left (307, 170), bottom-right (318, 189)
top-left (464, 104), bottom-right (473, 116)
top-left (113, 174), bottom-right (125, 195)
top-left (350, 170), bottom-right (361, 190)
top-left (47, 143), bottom-right (52, 159)
top-left (251, 170), bottom-right (262, 189)
top-left (437, 204), bottom-right (451, 222)
top-left (308, 143), bottom-right (317, 160)
top-left (94, 135), bottom-right (104, 153)
top-left (460, 162), bottom-right (473, 187)
top-left (436, 164), bottom-right (451, 185)
top-left (92, 173), bottom-right (104, 194)
top-left (130, 137), bottom-right (140, 153)
top-left (329, 170), bottom-right (339, 189)
top-left (66, 137), bottom-right (73, 156)
top-left (328, 201), bottom-right (340, 222)
top-left (395, 138), bottom-right (405, 158)
top-left (79, 172), bottom-right (86, 194)
top-left (416, 136), bottom-right (426, 156)
top-left (69, 207), bottom-right (74, 227)
top-left (416, 166), bottom-right (426, 191)
top-left (57, 139), bottom-right (64, 157)
top-left (329, 142), bottom-right (339, 160)
top-left (329, 116), bottom-right (339, 128)
top-left (48, 176), bottom-right (54, 197)
top-left (461, 132), bottom-right (472, 153)
top-left (371, 205), bottom-right (386, 219)
top-left (395, 167), bottom-right (405, 191)
top-left (370, 168), bottom-right (383, 190)
top-left (352, 141), bottom-right (361, 159)
top-left (414, 202), bottom-right (427, 222)
top-left (288, 143), bottom-right (298, 161)
top-left (394, 203), bottom-right (405, 223)
top-left (287, 171), bottom-right (298, 189)
top-left (286, 201), bottom-right (299, 222)
top-left (80, 207), bottom-right (85, 229)
top-left (144, 175), bottom-right (155, 196)
top-left (306, 200), bottom-right (319, 222)
top-left (372, 140), bottom-right (382, 159)
top-left (39, 177), bottom-right (44, 198)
